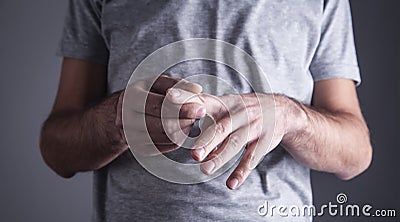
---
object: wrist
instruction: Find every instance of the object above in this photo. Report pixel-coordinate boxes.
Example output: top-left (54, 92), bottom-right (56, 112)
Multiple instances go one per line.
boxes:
top-left (274, 95), bottom-right (308, 146)
top-left (115, 91), bottom-right (124, 129)
top-left (114, 91), bottom-right (128, 149)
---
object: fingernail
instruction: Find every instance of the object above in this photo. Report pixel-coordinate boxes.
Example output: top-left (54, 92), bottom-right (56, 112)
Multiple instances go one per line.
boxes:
top-left (169, 88), bottom-right (181, 98)
top-left (193, 148), bottom-right (205, 160)
top-left (228, 178), bottom-right (239, 189)
top-left (196, 107), bottom-right (206, 118)
top-left (201, 161), bottom-right (215, 174)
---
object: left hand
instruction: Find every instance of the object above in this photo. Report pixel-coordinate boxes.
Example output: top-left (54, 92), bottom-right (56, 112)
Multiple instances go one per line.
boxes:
top-left (166, 89), bottom-right (288, 189)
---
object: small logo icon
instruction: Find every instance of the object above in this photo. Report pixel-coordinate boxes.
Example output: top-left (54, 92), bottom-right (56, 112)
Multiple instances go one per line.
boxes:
top-left (336, 193), bottom-right (348, 204)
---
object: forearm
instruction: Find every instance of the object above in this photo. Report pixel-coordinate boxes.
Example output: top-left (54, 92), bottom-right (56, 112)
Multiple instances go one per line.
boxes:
top-left (40, 92), bottom-right (127, 178)
top-left (277, 95), bottom-right (372, 180)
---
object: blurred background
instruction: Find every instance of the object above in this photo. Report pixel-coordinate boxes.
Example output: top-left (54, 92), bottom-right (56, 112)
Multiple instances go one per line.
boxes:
top-left (0, 0), bottom-right (398, 221)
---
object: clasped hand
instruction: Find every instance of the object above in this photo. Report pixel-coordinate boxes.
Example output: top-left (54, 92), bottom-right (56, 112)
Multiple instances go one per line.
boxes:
top-left (122, 76), bottom-right (286, 189)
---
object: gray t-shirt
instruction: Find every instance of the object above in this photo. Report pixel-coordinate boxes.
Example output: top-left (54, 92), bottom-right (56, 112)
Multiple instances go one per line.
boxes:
top-left (58, 0), bottom-right (360, 221)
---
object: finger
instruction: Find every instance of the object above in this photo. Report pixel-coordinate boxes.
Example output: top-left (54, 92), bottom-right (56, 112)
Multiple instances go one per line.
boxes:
top-left (123, 109), bottom-right (196, 149)
top-left (126, 78), bottom-right (205, 118)
top-left (158, 102), bottom-right (206, 119)
top-left (246, 135), bottom-right (273, 170)
top-left (133, 143), bottom-right (180, 156)
top-left (123, 126), bottom-right (153, 148)
top-left (125, 91), bottom-right (204, 118)
top-left (197, 117), bottom-right (263, 160)
top-left (151, 75), bottom-right (203, 94)
top-left (191, 105), bottom-right (250, 161)
top-left (225, 134), bottom-right (273, 189)
top-left (165, 88), bottom-right (206, 118)
top-left (142, 90), bottom-right (206, 118)
top-left (148, 126), bottom-right (191, 147)
top-left (198, 126), bottom-right (250, 175)
top-left (125, 119), bottom-right (192, 145)
top-left (225, 136), bottom-right (270, 190)
top-left (125, 112), bottom-right (194, 143)
top-left (138, 75), bottom-right (179, 94)
top-left (190, 115), bottom-right (232, 161)
top-left (160, 117), bottom-right (195, 144)
top-left (143, 129), bottom-right (179, 145)
top-left (225, 150), bottom-right (253, 190)
top-left (125, 133), bottom-right (189, 157)
top-left (125, 80), bottom-right (164, 114)
top-left (145, 94), bottom-right (205, 119)
top-left (144, 115), bottom-right (195, 134)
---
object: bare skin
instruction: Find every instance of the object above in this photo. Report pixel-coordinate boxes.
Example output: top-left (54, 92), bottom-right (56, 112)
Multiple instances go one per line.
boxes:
top-left (167, 79), bottom-right (372, 189)
top-left (121, 75), bottom-right (205, 155)
top-left (41, 58), bottom-right (372, 190)
top-left (40, 58), bottom-right (204, 178)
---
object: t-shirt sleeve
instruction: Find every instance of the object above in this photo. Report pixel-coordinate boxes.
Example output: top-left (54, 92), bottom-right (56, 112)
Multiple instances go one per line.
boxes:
top-left (57, 0), bottom-right (109, 65)
top-left (309, 0), bottom-right (361, 86)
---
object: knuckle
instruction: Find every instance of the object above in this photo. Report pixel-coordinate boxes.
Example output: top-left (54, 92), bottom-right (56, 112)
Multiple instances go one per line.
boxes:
top-left (161, 105), bottom-right (175, 117)
top-left (215, 122), bottom-right (227, 134)
top-left (179, 107), bottom-right (195, 118)
top-left (162, 122), bottom-right (173, 135)
top-left (234, 168), bottom-right (246, 180)
top-left (247, 151), bottom-right (257, 163)
top-left (210, 154), bottom-right (224, 167)
top-left (254, 121), bottom-right (263, 135)
top-left (183, 118), bottom-right (196, 126)
top-left (177, 103), bottom-right (197, 117)
top-left (245, 150), bottom-right (260, 169)
top-left (164, 119), bottom-right (176, 130)
top-left (181, 126), bottom-right (192, 135)
top-left (229, 135), bottom-right (242, 148)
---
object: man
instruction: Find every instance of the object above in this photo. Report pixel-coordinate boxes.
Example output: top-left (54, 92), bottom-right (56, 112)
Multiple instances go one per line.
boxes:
top-left (40, 0), bottom-right (372, 221)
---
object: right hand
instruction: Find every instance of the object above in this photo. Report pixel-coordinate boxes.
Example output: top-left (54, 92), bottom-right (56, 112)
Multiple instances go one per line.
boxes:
top-left (118, 75), bottom-right (206, 156)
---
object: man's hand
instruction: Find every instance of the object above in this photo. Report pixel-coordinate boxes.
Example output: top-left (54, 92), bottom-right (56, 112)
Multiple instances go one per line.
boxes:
top-left (167, 79), bottom-right (372, 190)
top-left (40, 57), bottom-right (206, 177)
top-left (121, 75), bottom-right (206, 155)
top-left (168, 91), bottom-right (282, 189)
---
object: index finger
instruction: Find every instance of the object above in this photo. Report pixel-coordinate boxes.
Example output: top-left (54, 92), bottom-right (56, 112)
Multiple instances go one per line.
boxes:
top-left (150, 75), bottom-right (203, 95)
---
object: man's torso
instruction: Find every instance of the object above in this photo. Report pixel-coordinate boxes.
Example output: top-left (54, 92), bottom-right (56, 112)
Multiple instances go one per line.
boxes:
top-left (92, 0), bottom-right (324, 221)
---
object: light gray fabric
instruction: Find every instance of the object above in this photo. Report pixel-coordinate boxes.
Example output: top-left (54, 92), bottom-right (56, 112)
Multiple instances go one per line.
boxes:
top-left (58, 0), bottom-right (360, 221)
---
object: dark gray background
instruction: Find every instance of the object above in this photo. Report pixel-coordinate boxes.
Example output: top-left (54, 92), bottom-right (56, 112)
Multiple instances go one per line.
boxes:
top-left (0, 0), bottom-right (398, 221)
